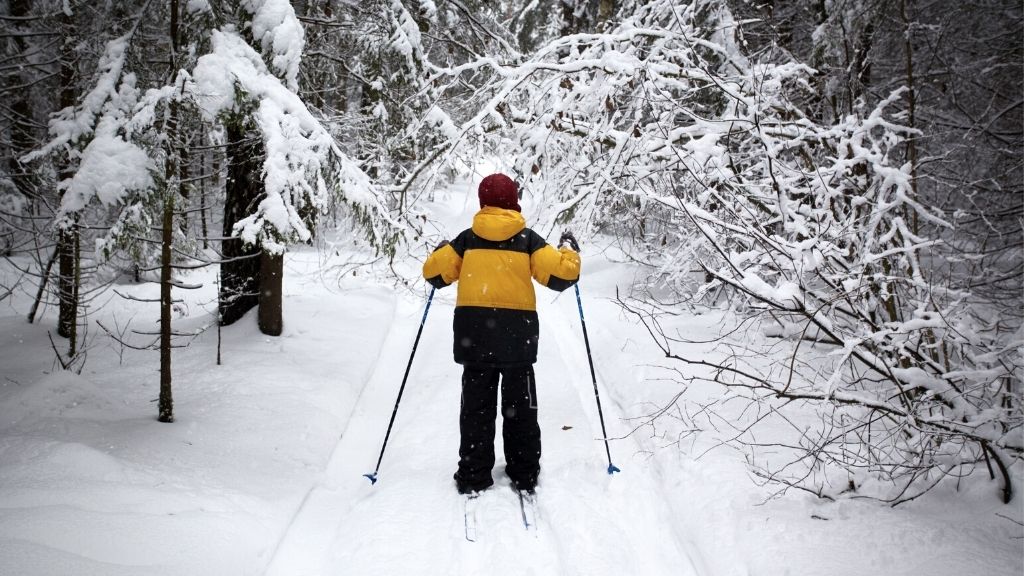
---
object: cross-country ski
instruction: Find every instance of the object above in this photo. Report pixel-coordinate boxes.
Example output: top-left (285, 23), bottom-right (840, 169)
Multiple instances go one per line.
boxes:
top-left (463, 493), bottom-right (480, 543)
top-left (517, 490), bottom-right (538, 532)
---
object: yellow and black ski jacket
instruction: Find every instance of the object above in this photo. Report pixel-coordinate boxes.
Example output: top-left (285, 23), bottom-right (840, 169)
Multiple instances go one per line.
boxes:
top-left (422, 207), bottom-right (581, 367)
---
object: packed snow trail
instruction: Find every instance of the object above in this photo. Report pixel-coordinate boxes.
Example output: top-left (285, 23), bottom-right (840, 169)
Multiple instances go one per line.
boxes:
top-left (266, 285), bottom-right (699, 576)
top-left (264, 184), bottom-right (701, 576)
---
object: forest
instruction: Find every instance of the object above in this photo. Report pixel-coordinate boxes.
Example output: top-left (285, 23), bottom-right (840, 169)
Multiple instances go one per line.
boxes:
top-left (0, 0), bottom-right (1021, 550)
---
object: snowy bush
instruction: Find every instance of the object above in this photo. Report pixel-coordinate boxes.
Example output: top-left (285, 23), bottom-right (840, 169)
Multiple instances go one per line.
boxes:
top-left (622, 90), bottom-right (1023, 504)
top-left (411, 0), bottom-right (1024, 503)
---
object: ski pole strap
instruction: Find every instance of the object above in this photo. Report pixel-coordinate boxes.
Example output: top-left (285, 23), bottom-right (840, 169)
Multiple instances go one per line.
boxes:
top-left (418, 286), bottom-right (435, 325)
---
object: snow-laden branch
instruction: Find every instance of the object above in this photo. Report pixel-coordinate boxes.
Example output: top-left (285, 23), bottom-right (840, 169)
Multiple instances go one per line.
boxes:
top-left (242, 0), bottom-right (305, 91)
top-left (192, 29), bottom-right (403, 254)
top-left (61, 114), bottom-right (154, 213)
top-left (21, 34), bottom-right (132, 163)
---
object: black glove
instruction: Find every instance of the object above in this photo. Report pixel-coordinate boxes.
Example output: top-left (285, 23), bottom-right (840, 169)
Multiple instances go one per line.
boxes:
top-left (559, 230), bottom-right (580, 252)
top-left (435, 239), bottom-right (450, 252)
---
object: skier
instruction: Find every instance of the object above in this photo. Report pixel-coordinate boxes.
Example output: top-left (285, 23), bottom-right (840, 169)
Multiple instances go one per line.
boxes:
top-left (423, 173), bottom-right (581, 495)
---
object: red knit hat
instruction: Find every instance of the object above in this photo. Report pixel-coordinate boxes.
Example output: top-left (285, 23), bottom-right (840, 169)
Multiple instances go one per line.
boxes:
top-left (478, 173), bottom-right (521, 212)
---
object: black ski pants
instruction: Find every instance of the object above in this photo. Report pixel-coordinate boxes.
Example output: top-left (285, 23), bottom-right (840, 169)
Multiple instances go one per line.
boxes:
top-left (455, 364), bottom-right (541, 492)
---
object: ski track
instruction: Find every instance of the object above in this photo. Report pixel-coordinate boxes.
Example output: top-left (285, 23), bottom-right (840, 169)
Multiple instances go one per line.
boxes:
top-left (263, 291), bottom-right (411, 575)
top-left (261, 290), bottom-right (399, 572)
top-left (540, 292), bottom-right (701, 576)
top-left (262, 277), bottom-right (700, 575)
top-left (549, 291), bottom-right (714, 576)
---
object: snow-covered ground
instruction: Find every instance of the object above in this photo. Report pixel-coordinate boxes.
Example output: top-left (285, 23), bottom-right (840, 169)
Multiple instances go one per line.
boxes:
top-left (1, 180), bottom-right (1021, 575)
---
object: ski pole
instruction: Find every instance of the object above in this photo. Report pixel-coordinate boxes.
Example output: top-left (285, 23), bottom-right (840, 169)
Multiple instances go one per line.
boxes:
top-left (574, 284), bottom-right (621, 475)
top-left (363, 287), bottom-right (435, 485)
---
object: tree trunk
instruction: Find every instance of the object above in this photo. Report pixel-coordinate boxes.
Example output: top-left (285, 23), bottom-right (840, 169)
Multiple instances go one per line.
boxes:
top-left (179, 133), bottom-right (190, 234)
top-left (219, 118), bottom-right (263, 326)
top-left (561, 0), bottom-right (584, 35)
top-left (55, 11), bottom-right (78, 340)
top-left (901, 0), bottom-right (919, 234)
top-left (69, 217), bottom-right (80, 356)
top-left (56, 223), bottom-right (77, 338)
top-left (159, 184), bottom-right (175, 423)
top-left (27, 248), bottom-right (57, 324)
top-left (201, 152), bottom-right (215, 250)
top-left (159, 0), bottom-right (180, 423)
top-left (850, 19), bottom-right (875, 107)
top-left (258, 250), bottom-right (283, 336)
top-left (7, 0), bottom-right (35, 201)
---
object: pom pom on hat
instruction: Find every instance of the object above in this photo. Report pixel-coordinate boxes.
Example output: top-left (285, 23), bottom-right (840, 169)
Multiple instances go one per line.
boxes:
top-left (478, 173), bottom-right (521, 212)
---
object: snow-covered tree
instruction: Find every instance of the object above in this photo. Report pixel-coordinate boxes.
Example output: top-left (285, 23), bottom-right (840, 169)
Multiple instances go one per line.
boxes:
top-left (293, 0), bottom-right (521, 220)
top-left (17, 0), bottom-right (407, 419)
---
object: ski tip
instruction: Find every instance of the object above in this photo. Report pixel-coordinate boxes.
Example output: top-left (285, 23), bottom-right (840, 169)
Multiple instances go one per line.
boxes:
top-left (607, 464), bottom-right (621, 475)
top-left (363, 473), bottom-right (378, 485)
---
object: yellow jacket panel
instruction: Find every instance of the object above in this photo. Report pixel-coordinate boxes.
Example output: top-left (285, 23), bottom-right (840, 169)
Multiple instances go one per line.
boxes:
top-left (422, 207), bottom-right (581, 365)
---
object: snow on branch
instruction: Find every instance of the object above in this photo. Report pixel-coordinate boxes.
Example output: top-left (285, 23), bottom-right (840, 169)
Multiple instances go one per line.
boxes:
top-left (22, 34), bottom-right (133, 162)
top-left (242, 0), bottom-right (305, 91)
top-left (192, 29), bottom-right (402, 254)
top-left (633, 87), bottom-right (1023, 502)
top-left (388, 0), bottom-right (426, 73)
top-left (61, 113), bottom-right (154, 214)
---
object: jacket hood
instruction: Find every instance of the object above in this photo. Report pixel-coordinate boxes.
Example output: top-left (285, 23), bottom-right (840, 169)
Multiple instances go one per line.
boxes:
top-left (472, 206), bottom-right (526, 241)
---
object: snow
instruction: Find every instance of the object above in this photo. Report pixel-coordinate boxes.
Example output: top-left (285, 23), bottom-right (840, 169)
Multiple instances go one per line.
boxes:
top-left (0, 179), bottom-right (1021, 575)
top-left (185, 0), bottom-right (211, 14)
top-left (22, 35), bottom-right (132, 163)
top-left (739, 272), bottom-right (802, 308)
top-left (192, 29), bottom-right (384, 253)
top-left (61, 117), bottom-right (154, 212)
top-left (424, 106), bottom-right (459, 141)
top-left (415, 0), bottom-right (438, 21)
top-left (389, 0), bottom-right (425, 69)
top-left (243, 0), bottom-right (305, 91)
